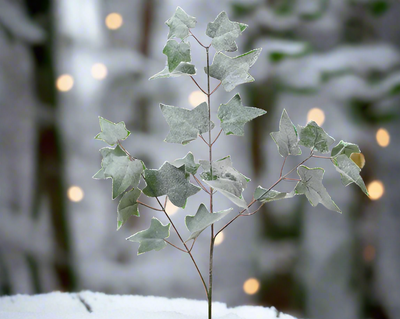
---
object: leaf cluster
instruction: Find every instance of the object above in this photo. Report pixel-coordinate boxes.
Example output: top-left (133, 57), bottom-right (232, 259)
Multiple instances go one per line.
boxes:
top-left (93, 7), bottom-right (369, 259)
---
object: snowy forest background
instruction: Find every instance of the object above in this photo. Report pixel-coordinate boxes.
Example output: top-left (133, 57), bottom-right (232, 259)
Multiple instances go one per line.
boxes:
top-left (1, 0), bottom-right (400, 318)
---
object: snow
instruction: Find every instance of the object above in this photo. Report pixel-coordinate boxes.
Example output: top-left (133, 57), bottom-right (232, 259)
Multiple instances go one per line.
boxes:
top-left (0, 291), bottom-right (298, 319)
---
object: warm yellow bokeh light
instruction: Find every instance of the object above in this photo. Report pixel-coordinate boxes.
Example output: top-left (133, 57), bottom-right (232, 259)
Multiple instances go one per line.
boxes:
top-left (166, 199), bottom-right (179, 216)
top-left (188, 90), bottom-right (208, 107)
top-left (367, 180), bottom-right (384, 200)
top-left (56, 74), bottom-right (74, 92)
top-left (214, 231), bottom-right (224, 246)
top-left (91, 63), bottom-right (108, 80)
top-left (350, 152), bottom-right (366, 169)
top-left (363, 245), bottom-right (376, 262)
top-left (105, 13), bottom-right (123, 30)
top-left (67, 186), bottom-right (84, 202)
top-left (243, 278), bottom-right (260, 295)
top-left (307, 108), bottom-right (325, 126)
top-left (376, 128), bottom-right (390, 147)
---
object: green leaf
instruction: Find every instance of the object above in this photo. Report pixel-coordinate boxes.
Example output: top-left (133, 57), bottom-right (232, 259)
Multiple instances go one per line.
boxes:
top-left (160, 102), bottom-right (214, 145)
top-left (298, 121), bottom-right (334, 153)
top-left (93, 145), bottom-right (127, 180)
top-left (185, 204), bottom-right (232, 242)
top-left (200, 156), bottom-right (250, 208)
top-left (171, 152), bottom-right (200, 175)
top-left (205, 48), bottom-right (262, 92)
top-left (206, 11), bottom-right (247, 52)
top-left (163, 39), bottom-right (192, 72)
top-left (95, 117), bottom-right (130, 146)
top-left (331, 140), bottom-right (360, 158)
top-left (117, 188), bottom-right (141, 230)
top-left (294, 166), bottom-right (341, 213)
top-left (166, 6), bottom-right (196, 40)
top-left (143, 162), bottom-right (201, 208)
top-left (218, 94), bottom-right (266, 136)
top-left (254, 186), bottom-right (295, 203)
top-left (127, 217), bottom-right (170, 255)
top-left (270, 109), bottom-right (301, 157)
top-left (95, 146), bottom-right (144, 199)
top-left (331, 155), bottom-right (368, 195)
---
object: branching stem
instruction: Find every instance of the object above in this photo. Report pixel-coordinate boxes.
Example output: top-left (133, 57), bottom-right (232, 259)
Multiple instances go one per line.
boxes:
top-left (190, 30), bottom-right (210, 48)
top-left (193, 175), bottom-right (211, 194)
top-left (190, 76), bottom-right (207, 95)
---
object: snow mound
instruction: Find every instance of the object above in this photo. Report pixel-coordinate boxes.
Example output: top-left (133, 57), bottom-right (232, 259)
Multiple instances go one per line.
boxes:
top-left (0, 291), bottom-right (298, 319)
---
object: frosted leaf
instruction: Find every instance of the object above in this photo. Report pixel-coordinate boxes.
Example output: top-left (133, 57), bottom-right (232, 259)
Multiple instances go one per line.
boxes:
top-left (143, 162), bottom-right (201, 208)
top-left (127, 218), bottom-right (170, 255)
top-left (218, 94), bottom-right (266, 136)
top-left (205, 48), bottom-right (262, 92)
top-left (185, 204), bottom-right (232, 242)
top-left (294, 166), bottom-right (341, 213)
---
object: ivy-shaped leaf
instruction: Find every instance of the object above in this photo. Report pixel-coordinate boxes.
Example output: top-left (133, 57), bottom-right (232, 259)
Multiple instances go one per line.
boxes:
top-left (93, 145), bottom-right (126, 180)
top-left (160, 102), bottom-right (214, 145)
top-left (206, 11), bottom-right (247, 52)
top-left (166, 6), bottom-right (196, 40)
top-left (205, 48), bottom-right (262, 92)
top-left (270, 109), bottom-right (302, 157)
top-left (331, 155), bottom-right (368, 195)
top-left (164, 40), bottom-right (192, 72)
top-left (218, 94), bottom-right (266, 136)
top-left (127, 218), bottom-right (170, 255)
top-left (298, 121), bottom-right (334, 153)
top-left (254, 186), bottom-right (295, 203)
top-left (185, 204), bottom-right (232, 242)
top-left (143, 162), bottom-right (201, 208)
top-left (331, 140), bottom-right (360, 158)
top-left (149, 40), bottom-right (196, 80)
top-left (171, 152), bottom-right (200, 175)
top-left (95, 117), bottom-right (130, 146)
top-left (94, 145), bottom-right (144, 199)
top-left (200, 156), bottom-right (250, 208)
top-left (117, 188), bottom-right (141, 230)
top-left (294, 166), bottom-right (341, 213)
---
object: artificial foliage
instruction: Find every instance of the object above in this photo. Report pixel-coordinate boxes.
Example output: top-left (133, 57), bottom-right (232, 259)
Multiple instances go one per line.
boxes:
top-left (93, 7), bottom-right (368, 319)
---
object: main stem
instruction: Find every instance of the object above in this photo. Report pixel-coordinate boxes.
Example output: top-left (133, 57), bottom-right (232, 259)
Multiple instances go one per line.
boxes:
top-left (206, 46), bottom-right (214, 319)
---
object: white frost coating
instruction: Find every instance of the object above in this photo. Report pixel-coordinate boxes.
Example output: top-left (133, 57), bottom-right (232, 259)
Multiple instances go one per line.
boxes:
top-left (253, 7), bottom-right (299, 31)
top-left (277, 44), bottom-right (400, 88)
top-left (0, 291), bottom-right (298, 319)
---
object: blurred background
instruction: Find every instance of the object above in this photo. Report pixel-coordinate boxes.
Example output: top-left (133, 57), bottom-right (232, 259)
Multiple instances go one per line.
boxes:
top-left (1, 0), bottom-right (399, 318)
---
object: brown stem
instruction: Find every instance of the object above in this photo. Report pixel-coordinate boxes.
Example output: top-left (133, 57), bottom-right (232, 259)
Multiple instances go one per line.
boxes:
top-left (193, 175), bottom-right (211, 194)
top-left (164, 239), bottom-right (187, 253)
top-left (199, 134), bottom-right (210, 146)
top-left (137, 201), bottom-right (164, 212)
top-left (189, 30), bottom-right (210, 48)
top-left (190, 76), bottom-right (207, 95)
top-left (210, 82), bottom-right (222, 95)
top-left (211, 129), bottom-right (223, 146)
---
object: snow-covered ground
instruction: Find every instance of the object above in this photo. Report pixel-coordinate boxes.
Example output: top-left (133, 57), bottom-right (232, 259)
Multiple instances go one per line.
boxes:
top-left (0, 291), bottom-right (298, 319)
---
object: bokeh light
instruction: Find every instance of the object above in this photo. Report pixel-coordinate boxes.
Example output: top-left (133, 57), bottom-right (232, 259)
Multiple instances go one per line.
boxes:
top-left (367, 180), bottom-right (384, 200)
top-left (376, 128), bottom-right (390, 147)
top-left (307, 108), bottom-right (325, 126)
top-left (350, 152), bottom-right (366, 169)
top-left (56, 74), bottom-right (74, 92)
top-left (243, 278), bottom-right (260, 295)
top-left (91, 63), bottom-right (108, 80)
top-left (214, 231), bottom-right (224, 246)
top-left (67, 186), bottom-right (84, 202)
top-left (105, 13), bottom-right (123, 30)
top-left (165, 199), bottom-right (179, 216)
top-left (188, 90), bottom-right (208, 107)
